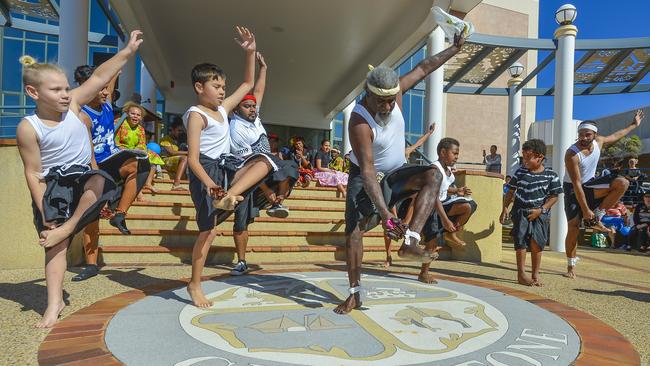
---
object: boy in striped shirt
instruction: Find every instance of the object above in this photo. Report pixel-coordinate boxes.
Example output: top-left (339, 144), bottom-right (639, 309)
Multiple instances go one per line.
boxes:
top-left (500, 139), bottom-right (562, 286)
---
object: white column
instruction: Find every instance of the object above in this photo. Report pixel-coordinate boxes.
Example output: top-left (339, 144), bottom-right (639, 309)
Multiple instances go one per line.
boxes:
top-left (342, 100), bottom-right (356, 155)
top-left (423, 27), bottom-right (445, 162)
top-left (117, 37), bottom-right (136, 106)
top-left (140, 63), bottom-right (157, 112)
top-left (58, 0), bottom-right (88, 86)
top-left (550, 23), bottom-right (578, 252)
top-left (506, 78), bottom-right (523, 176)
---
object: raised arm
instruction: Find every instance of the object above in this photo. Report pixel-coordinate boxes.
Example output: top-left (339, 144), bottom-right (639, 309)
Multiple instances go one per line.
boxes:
top-left (405, 123), bottom-right (435, 158)
top-left (598, 109), bottom-right (645, 146)
top-left (253, 52), bottom-right (267, 107)
top-left (399, 33), bottom-right (464, 93)
top-left (71, 30), bottom-right (142, 112)
top-left (222, 26), bottom-right (256, 114)
top-left (349, 115), bottom-right (391, 221)
top-left (79, 112), bottom-right (98, 169)
top-left (106, 70), bottom-right (121, 103)
top-left (16, 120), bottom-right (50, 228)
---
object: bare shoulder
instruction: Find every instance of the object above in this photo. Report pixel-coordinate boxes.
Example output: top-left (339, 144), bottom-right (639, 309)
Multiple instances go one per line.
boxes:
top-left (187, 110), bottom-right (208, 129)
top-left (16, 118), bottom-right (36, 142)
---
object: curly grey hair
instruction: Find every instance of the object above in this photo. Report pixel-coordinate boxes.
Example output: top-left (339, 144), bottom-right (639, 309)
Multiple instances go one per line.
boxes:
top-left (366, 66), bottom-right (399, 90)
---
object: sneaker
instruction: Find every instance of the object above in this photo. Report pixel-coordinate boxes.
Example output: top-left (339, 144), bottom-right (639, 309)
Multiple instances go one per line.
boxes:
top-left (267, 203), bottom-right (289, 218)
top-left (230, 260), bottom-right (249, 276)
top-left (72, 265), bottom-right (99, 282)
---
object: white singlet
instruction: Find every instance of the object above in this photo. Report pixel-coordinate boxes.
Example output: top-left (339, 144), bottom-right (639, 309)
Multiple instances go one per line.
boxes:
top-left (182, 106), bottom-right (230, 160)
top-left (432, 160), bottom-right (455, 201)
top-left (349, 103), bottom-right (407, 174)
top-left (24, 111), bottom-right (92, 176)
top-left (229, 111), bottom-right (270, 157)
top-left (564, 141), bottom-right (600, 184)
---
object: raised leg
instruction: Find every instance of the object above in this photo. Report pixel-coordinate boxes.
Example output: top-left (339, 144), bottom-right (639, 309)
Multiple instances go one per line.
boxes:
top-left (40, 175), bottom-right (105, 248)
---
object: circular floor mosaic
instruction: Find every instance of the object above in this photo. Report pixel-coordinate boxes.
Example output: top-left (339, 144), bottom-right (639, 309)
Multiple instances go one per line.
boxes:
top-left (104, 272), bottom-right (580, 366)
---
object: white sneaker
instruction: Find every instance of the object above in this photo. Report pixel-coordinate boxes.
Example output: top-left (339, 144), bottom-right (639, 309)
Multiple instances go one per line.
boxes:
top-left (230, 261), bottom-right (249, 276)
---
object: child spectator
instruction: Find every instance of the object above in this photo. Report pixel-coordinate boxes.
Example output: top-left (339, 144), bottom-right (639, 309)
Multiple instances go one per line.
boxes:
top-left (500, 139), bottom-right (562, 286)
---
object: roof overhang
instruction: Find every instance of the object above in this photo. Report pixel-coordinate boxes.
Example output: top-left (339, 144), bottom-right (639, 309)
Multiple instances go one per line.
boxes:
top-left (109, 0), bottom-right (481, 128)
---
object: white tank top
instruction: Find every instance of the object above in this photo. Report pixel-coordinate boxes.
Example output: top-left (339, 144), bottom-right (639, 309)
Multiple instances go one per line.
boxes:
top-left (349, 103), bottom-right (407, 174)
top-left (182, 106), bottom-right (230, 160)
top-left (564, 141), bottom-right (600, 183)
top-left (24, 111), bottom-right (92, 176)
top-left (432, 161), bottom-right (455, 201)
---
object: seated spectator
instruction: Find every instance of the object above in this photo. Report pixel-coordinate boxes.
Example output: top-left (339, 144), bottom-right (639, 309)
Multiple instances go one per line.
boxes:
top-left (343, 152), bottom-right (351, 174)
top-left (268, 133), bottom-right (285, 160)
top-left (115, 102), bottom-right (165, 198)
top-left (289, 137), bottom-right (314, 188)
top-left (313, 139), bottom-right (347, 197)
top-left (330, 147), bottom-right (344, 171)
top-left (601, 200), bottom-right (631, 248)
top-left (504, 175), bottom-right (512, 195)
top-left (159, 119), bottom-right (188, 191)
top-left (630, 191), bottom-right (650, 252)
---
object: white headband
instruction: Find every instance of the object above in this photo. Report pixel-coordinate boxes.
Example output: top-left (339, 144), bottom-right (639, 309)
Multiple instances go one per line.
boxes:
top-left (367, 83), bottom-right (401, 97)
top-left (578, 123), bottom-right (598, 133)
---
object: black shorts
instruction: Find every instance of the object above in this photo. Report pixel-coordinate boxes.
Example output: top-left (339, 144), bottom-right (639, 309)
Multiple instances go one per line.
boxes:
top-left (510, 207), bottom-right (550, 251)
top-left (97, 149), bottom-right (150, 210)
top-left (419, 197), bottom-right (478, 243)
top-left (563, 174), bottom-right (613, 221)
top-left (345, 163), bottom-right (435, 234)
top-left (33, 165), bottom-right (116, 237)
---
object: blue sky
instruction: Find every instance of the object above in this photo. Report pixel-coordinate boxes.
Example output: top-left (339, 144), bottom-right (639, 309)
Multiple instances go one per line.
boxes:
top-left (535, 0), bottom-right (650, 121)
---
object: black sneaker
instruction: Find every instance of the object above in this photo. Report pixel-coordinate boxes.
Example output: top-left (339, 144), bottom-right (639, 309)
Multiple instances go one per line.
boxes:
top-left (230, 260), bottom-right (249, 276)
top-left (267, 204), bottom-right (289, 218)
top-left (72, 265), bottom-right (99, 282)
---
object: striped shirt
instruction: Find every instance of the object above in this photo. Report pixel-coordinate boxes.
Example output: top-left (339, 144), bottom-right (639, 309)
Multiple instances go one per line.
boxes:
top-left (507, 167), bottom-right (562, 209)
top-left (633, 203), bottom-right (650, 225)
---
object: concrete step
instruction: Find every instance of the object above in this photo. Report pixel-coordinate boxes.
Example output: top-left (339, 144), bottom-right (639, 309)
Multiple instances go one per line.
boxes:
top-left (98, 228), bottom-right (388, 247)
top-left (150, 179), bottom-right (341, 199)
top-left (100, 214), bottom-right (375, 232)
top-left (139, 190), bottom-right (346, 208)
top-left (127, 201), bottom-right (345, 218)
top-left (98, 245), bottom-right (451, 265)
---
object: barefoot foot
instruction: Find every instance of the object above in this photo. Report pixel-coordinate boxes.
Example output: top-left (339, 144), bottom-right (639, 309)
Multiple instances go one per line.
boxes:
top-left (35, 301), bottom-right (65, 328)
top-left (517, 274), bottom-right (535, 286)
top-left (333, 293), bottom-right (361, 314)
top-left (39, 226), bottom-right (72, 248)
top-left (383, 255), bottom-right (393, 268)
top-left (212, 195), bottom-right (244, 210)
top-left (532, 278), bottom-right (544, 287)
top-left (418, 272), bottom-right (438, 284)
top-left (143, 185), bottom-right (158, 193)
top-left (563, 267), bottom-right (576, 279)
top-left (444, 232), bottom-right (466, 248)
top-left (187, 283), bottom-right (213, 308)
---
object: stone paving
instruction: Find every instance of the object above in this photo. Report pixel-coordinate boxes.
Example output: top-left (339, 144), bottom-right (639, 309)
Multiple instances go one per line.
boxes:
top-left (1, 244), bottom-right (648, 365)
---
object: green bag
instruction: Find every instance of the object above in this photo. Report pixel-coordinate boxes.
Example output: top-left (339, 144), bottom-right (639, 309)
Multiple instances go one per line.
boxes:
top-left (590, 233), bottom-right (608, 248)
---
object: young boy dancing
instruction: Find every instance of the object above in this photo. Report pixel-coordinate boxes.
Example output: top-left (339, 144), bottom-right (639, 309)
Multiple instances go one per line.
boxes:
top-left (500, 139), bottom-right (562, 286)
top-left (16, 30), bottom-right (143, 327)
top-left (184, 26), bottom-right (275, 307)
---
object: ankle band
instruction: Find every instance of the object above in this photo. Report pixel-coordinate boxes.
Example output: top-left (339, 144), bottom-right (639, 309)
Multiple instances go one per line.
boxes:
top-left (404, 229), bottom-right (421, 246)
top-left (567, 257), bottom-right (579, 267)
top-left (349, 285), bottom-right (362, 294)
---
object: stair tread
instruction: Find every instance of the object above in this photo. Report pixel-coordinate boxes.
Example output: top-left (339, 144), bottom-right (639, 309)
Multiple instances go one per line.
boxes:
top-left (99, 228), bottom-right (384, 236)
top-left (100, 244), bottom-right (425, 253)
top-left (122, 214), bottom-right (344, 223)
top-left (130, 201), bottom-right (345, 211)
top-left (142, 189), bottom-right (345, 201)
top-left (153, 178), bottom-right (339, 192)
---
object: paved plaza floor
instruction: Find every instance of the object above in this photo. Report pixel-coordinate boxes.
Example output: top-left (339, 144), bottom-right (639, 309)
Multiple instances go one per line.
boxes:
top-left (1, 244), bottom-right (648, 365)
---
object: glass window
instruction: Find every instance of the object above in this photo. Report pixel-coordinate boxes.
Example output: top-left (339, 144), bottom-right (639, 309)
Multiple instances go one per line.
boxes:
top-left (413, 47), bottom-right (425, 63)
top-left (410, 94), bottom-right (423, 134)
top-left (90, 1), bottom-right (108, 34)
top-left (0, 116), bottom-right (21, 138)
top-left (46, 43), bottom-right (58, 63)
top-left (25, 41), bottom-right (45, 63)
top-left (3, 39), bottom-right (23, 92)
top-left (334, 122), bottom-right (343, 140)
top-left (4, 27), bottom-right (25, 38)
top-left (401, 93), bottom-right (411, 123)
top-left (3, 94), bottom-right (20, 106)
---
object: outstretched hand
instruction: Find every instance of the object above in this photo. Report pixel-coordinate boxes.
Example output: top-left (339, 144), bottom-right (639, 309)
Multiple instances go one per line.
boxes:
top-left (125, 30), bottom-right (144, 54)
top-left (256, 52), bottom-right (267, 68)
top-left (235, 26), bottom-right (256, 52)
top-left (633, 109), bottom-right (645, 127)
top-left (427, 123), bottom-right (436, 134)
top-left (453, 32), bottom-right (465, 49)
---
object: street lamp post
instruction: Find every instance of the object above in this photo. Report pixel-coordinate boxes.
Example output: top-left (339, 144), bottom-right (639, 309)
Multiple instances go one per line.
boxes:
top-left (506, 62), bottom-right (524, 176)
top-left (550, 4), bottom-right (578, 252)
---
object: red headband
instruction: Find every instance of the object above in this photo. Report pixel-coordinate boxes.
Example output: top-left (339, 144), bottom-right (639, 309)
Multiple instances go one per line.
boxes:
top-left (241, 94), bottom-right (257, 104)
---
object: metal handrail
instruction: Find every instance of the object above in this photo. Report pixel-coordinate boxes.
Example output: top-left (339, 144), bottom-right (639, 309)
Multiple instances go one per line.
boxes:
top-left (404, 140), bottom-right (486, 169)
